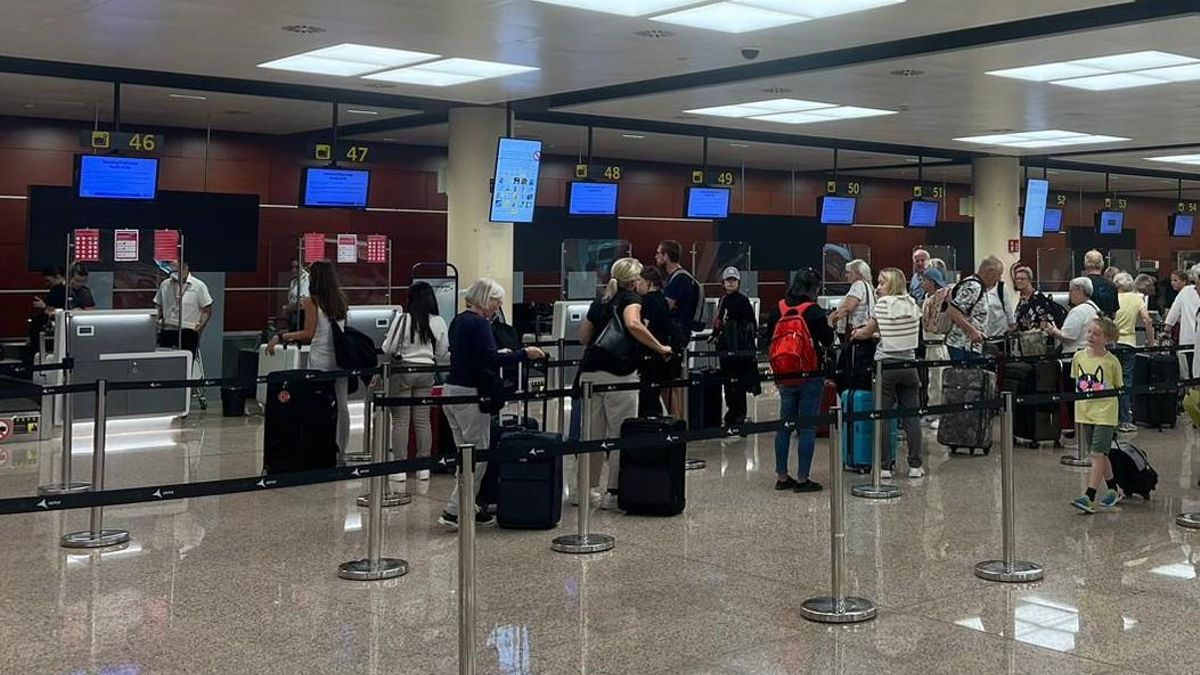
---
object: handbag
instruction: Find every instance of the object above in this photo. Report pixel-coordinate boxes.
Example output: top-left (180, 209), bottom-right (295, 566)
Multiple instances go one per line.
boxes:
top-left (1017, 329), bottom-right (1051, 357)
top-left (591, 304), bottom-right (637, 375)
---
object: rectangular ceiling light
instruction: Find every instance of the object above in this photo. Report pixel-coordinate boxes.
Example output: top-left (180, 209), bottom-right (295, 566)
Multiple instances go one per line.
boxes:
top-left (683, 98), bottom-right (834, 117)
top-left (652, 2), bottom-right (811, 33)
top-left (1146, 154), bottom-right (1200, 166)
top-left (258, 43), bottom-right (439, 76)
top-left (988, 50), bottom-right (1200, 92)
top-left (741, 0), bottom-right (904, 18)
top-left (955, 130), bottom-right (1130, 148)
top-left (530, 0), bottom-right (702, 16)
top-left (364, 58), bottom-right (538, 86)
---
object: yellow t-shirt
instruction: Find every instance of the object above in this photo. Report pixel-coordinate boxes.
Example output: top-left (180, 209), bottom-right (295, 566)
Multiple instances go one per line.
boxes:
top-left (1115, 292), bottom-right (1144, 346)
top-left (1072, 350), bottom-right (1124, 426)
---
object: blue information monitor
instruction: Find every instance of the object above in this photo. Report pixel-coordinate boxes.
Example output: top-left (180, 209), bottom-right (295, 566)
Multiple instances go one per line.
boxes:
top-left (1043, 208), bottom-right (1063, 233)
top-left (302, 168), bottom-right (370, 207)
top-left (77, 155), bottom-right (159, 200)
top-left (1171, 213), bottom-right (1194, 237)
top-left (686, 187), bottom-right (731, 219)
top-left (905, 199), bottom-right (939, 228)
top-left (818, 196), bottom-right (857, 225)
top-left (568, 182), bottom-right (619, 216)
top-left (1097, 210), bottom-right (1124, 234)
top-left (1022, 179), bottom-right (1049, 238)
top-left (490, 138), bottom-right (543, 223)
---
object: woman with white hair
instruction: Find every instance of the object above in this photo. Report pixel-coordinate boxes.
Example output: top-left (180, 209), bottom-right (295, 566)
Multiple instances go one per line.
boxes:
top-left (1114, 272), bottom-right (1155, 432)
top-left (1042, 277), bottom-right (1100, 354)
top-left (1165, 264), bottom-right (1200, 377)
top-left (828, 258), bottom-right (874, 339)
top-left (578, 257), bottom-right (673, 510)
top-left (437, 278), bottom-right (546, 530)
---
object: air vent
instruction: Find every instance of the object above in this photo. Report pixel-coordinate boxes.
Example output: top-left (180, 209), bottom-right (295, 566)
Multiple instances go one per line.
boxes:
top-left (889, 69), bottom-right (924, 77)
top-left (635, 29), bottom-right (675, 39)
top-left (762, 87), bottom-right (792, 94)
top-left (282, 24), bottom-right (326, 35)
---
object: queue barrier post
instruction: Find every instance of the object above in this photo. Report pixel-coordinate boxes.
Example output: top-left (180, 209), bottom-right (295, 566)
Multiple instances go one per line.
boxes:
top-left (801, 405), bottom-right (878, 624)
top-left (457, 443), bottom-right (477, 675)
top-left (852, 359), bottom-right (901, 500)
top-left (39, 363), bottom-right (91, 495)
top-left (338, 392), bottom-right (408, 581)
top-left (344, 373), bottom-right (375, 464)
top-left (974, 391), bottom-right (1044, 583)
top-left (552, 380), bottom-right (615, 555)
top-left (556, 338), bottom-right (567, 436)
top-left (357, 363), bottom-right (411, 508)
top-left (682, 360), bottom-right (705, 471)
top-left (1059, 360), bottom-right (1092, 467)
top-left (61, 380), bottom-right (129, 549)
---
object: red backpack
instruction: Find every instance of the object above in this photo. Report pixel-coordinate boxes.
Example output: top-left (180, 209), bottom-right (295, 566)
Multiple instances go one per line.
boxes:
top-left (769, 300), bottom-right (819, 384)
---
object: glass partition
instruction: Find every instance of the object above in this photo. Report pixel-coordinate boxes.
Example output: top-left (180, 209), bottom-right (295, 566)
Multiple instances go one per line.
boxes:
top-left (1036, 248), bottom-right (1076, 292)
top-left (691, 241), bottom-right (752, 295)
top-left (1178, 251), bottom-right (1200, 273)
top-left (560, 239), bottom-right (632, 300)
top-left (822, 243), bottom-right (871, 295)
top-left (1107, 249), bottom-right (1137, 276)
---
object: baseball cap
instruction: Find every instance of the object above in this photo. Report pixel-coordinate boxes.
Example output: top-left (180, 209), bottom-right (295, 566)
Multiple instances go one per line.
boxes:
top-left (722, 266), bottom-right (741, 281)
top-left (923, 267), bottom-right (947, 288)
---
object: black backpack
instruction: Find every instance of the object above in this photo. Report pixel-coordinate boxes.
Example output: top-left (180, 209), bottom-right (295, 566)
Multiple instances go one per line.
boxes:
top-left (331, 321), bottom-right (378, 394)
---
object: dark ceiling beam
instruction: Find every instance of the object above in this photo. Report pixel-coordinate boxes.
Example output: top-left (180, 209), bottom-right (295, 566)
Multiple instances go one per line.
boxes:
top-left (0, 54), bottom-right (459, 112)
top-left (1043, 141), bottom-right (1200, 159)
top-left (527, 0), bottom-right (1197, 110)
top-left (1030, 158), bottom-right (1200, 183)
top-left (288, 111), bottom-right (450, 141)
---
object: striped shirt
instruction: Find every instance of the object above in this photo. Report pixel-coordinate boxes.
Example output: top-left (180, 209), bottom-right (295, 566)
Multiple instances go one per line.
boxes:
top-left (873, 294), bottom-right (922, 361)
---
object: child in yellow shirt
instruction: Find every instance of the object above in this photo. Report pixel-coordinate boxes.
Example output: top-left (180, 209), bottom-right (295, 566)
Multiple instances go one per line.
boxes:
top-left (1071, 317), bottom-right (1123, 514)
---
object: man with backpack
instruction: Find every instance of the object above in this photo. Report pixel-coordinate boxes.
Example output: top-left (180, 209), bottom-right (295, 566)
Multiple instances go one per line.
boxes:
top-left (1083, 250), bottom-right (1119, 318)
top-left (764, 269), bottom-right (834, 493)
top-left (945, 257), bottom-right (1003, 362)
top-left (656, 240), bottom-right (703, 419)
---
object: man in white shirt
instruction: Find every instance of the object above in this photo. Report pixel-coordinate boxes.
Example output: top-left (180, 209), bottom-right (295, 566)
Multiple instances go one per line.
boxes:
top-left (154, 262), bottom-right (214, 408)
top-left (1165, 264), bottom-right (1200, 377)
top-left (283, 260), bottom-right (310, 331)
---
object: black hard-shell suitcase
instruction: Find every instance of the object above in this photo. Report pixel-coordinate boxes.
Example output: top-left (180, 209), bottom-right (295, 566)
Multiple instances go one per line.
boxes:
top-left (688, 369), bottom-right (723, 431)
top-left (495, 429), bottom-right (563, 529)
top-left (477, 415), bottom-right (539, 512)
top-left (938, 367), bottom-right (996, 455)
top-left (618, 416), bottom-right (686, 516)
top-left (1005, 360), bottom-right (1060, 446)
top-left (263, 374), bottom-right (338, 474)
top-left (1133, 353), bottom-right (1178, 430)
top-left (1108, 440), bottom-right (1157, 499)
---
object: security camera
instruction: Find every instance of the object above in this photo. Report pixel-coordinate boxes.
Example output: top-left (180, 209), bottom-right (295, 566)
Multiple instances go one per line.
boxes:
top-left (739, 46), bottom-right (761, 61)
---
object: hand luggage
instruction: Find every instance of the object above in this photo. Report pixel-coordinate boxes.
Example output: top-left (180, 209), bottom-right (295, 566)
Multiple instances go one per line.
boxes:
top-left (263, 375), bottom-right (338, 474)
top-left (688, 368), bottom-right (723, 430)
top-left (495, 429), bottom-right (564, 529)
top-left (938, 367), bottom-right (996, 455)
top-left (1184, 388), bottom-right (1200, 428)
top-left (1133, 353), bottom-right (1178, 430)
top-left (618, 416), bottom-right (686, 516)
top-left (1108, 439), bottom-right (1157, 499)
top-left (477, 415), bottom-right (540, 512)
top-left (1004, 360), bottom-right (1060, 447)
top-left (1016, 330), bottom-right (1053, 358)
top-left (840, 390), bottom-right (897, 472)
top-left (816, 380), bottom-right (838, 438)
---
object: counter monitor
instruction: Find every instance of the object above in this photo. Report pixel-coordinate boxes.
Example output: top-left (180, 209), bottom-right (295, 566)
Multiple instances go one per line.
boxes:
top-left (302, 168), bottom-right (370, 208)
top-left (567, 182), bottom-right (619, 217)
top-left (818, 195), bottom-right (856, 225)
top-left (77, 155), bottom-right (159, 200)
top-left (685, 186), bottom-right (731, 219)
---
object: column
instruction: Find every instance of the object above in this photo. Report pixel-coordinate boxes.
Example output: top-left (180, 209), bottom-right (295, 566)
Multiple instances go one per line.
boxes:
top-left (446, 107), bottom-right (514, 300)
top-left (972, 157), bottom-right (1022, 275)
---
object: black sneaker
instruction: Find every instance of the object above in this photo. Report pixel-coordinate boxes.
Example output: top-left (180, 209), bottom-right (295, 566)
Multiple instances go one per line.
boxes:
top-left (775, 477), bottom-right (799, 491)
top-left (793, 480), bottom-right (824, 493)
top-left (438, 511), bottom-right (496, 530)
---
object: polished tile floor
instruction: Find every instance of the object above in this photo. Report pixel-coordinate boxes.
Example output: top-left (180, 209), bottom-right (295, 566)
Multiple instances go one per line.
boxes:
top-left (3, 394), bottom-right (1200, 674)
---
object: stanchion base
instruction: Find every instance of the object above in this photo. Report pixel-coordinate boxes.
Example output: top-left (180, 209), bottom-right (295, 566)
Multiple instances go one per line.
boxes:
top-left (551, 533), bottom-right (616, 554)
top-left (343, 453), bottom-right (373, 464)
top-left (851, 483), bottom-right (902, 500)
top-left (1176, 513), bottom-right (1200, 529)
top-left (684, 458), bottom-right (706, 471)
top-left (61, 529), bottom-right (130, 549)
top-left (38, 482), bottom-right (92, 496)
top-left (799, 596), bottom-right (878, 624)
top-left (973, 560), bottom-right (1044, 583)
top-left (356, 492), bottom-right (412, 508)
top-left (1059, 455), bottom-right (1092, 467)
top-left (337, 557), bottom-right (409, 581)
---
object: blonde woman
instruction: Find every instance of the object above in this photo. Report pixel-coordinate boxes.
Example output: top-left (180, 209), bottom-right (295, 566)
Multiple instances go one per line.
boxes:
top-left (828, 258), bottom-right (874, 339)
top-left (579, 257), bottom-right (673, 510)
top-left (852, 268), bottom-right (925, 478)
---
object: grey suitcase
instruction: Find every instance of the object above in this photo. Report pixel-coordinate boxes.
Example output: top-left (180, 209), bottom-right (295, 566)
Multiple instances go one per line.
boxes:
top-left (938, 367), bottom-right (996, 455)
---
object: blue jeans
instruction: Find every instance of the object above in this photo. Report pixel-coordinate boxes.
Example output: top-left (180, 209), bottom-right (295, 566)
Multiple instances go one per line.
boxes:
top-left (1115, 346), bottom-right (1135, 426)
top-left (775, 377), bottom-right (825, 479)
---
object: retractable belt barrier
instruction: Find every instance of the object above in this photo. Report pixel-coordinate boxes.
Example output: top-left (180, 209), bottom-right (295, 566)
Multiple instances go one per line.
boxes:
top-left (0, 358), bottom-right (75, 378)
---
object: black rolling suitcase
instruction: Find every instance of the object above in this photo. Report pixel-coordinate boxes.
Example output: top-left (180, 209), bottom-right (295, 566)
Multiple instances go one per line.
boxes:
top-left (618, 416), bottom-right (686, 516)
top-left (477, 415), bottom-right (539, 513)
top-left (263, 374), bottom-right (338, 474)
top-left (1108, 440), bottom-right (1157, 499)
top-left (938, 367), bottom-right (996, 455)
top-left (688, 369), bottom-right (723, 431)
top-left (494, 428), bottom-right (563, 529)
top-left (1005, 360), bottom-right (1060, 447)
top-left (1133, 353), bottom-right (1178, 430)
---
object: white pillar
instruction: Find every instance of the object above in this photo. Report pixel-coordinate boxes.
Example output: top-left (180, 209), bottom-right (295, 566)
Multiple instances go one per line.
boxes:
top-left (447, 107), bottom-right (513, 301)
top-left (972, 157), bottom-right (1022, 277)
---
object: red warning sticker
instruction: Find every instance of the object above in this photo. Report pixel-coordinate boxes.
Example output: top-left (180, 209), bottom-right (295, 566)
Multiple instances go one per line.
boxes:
top-left (277, 391), bottom-right (291, 405)
top-left (0, 419), bottom-right (11, 443)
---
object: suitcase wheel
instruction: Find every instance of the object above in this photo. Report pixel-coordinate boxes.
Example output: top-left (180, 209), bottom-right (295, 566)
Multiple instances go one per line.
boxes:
top-left (948, 446), bottom-right (959, 454)
top-left (982, 448), bottom-right (991, 456)
top-left (1053, 440), bottom-right (1063, 449)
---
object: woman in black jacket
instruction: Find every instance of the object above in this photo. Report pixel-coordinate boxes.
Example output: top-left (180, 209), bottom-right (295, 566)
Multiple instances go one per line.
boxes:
top-left (713, 267), bottom-right (760, 426)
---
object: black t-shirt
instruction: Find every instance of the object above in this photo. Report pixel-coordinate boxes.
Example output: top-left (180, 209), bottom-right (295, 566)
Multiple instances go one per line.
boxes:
top-left (45, 283), bottom-right (95, 310)
top-left (640, 290), bottom-right (672, 348)
top-left (664, 268), bottom-right (701, 333)
top-left (581, 289), bottom-right (641, 375)
top-left (1087, 274), bottom-right (1119, 317)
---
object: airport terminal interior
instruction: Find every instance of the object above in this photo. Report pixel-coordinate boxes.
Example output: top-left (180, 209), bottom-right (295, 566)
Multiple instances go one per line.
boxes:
top-left (8, 1), bottom-right (1200, 673)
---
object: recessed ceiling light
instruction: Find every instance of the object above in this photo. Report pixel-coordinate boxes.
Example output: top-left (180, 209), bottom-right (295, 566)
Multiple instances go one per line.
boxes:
top-left (684, 98), bottom-right (835, 117)
top-left (1054, 72), bottom-right (1165, 91)
top-left (168, 93), bottom-right (207, 101)
top-left (1146, 154), bottom-right (1200, 166)
top-left (742, 0), bottom-right (903, 18)
top-left (363, 57), bottom-right (537, 86)
top-left (258, 43), bottom-right (440, 77)
top-left (621, 133), bottom-right (646, 139)
top-left (530, 0), bottom-right (700, 17)
top-left (345, 108), bottom-right (378, 115)
top-left (986, 63), bottom-right (1106, 82)
top-left (1071, 51), bottom-right (1195, 71)
top-left (988, 50), bottom-right (1200, 91)
top-left (653, 2), bottom-right (811, 33)
top-left (955, 129), bottom-right (1129, 149)
top-left (729, 143), bottom-right (751, 148)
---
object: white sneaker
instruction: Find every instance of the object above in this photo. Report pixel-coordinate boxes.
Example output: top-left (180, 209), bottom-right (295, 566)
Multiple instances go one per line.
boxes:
top-left (908, 466), bottom-right (926, 479)
top-left (416, 470), bottom-right (430, 481)
top-left (397, 473), bottom-right (408, 482)
top-left (600, 493), bottom-right (619, 510)
top-left (570, 490), bottom-right (601, 507)
top-left (880, 468), bottom-right (893, 479)
top-left (930, 419), bottom-right (940, 431)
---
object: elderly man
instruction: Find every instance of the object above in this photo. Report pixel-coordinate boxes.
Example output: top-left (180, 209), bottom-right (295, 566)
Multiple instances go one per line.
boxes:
top-left (1083, 250), bottom-right (1118, 317)
top-left (946, 256), bottom-right (1003, 362)
top-left (911, 248), bottom-right (931, 304)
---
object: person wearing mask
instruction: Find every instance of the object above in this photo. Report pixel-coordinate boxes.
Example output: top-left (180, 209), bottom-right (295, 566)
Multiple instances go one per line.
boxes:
top-left (828, 259), bottom-right (874, 339)
top-left (713, 267), bottom-right (758, 426)
top-left (154, 261), bottom-right (214, 410)
top-left (433, 278), bottom-right (544, 529)
top-left (853, 268), bottom-right (925, 478)
top-left (1083, 250), bottom-right (1119, 317)
top-left (1113, 272), bottom-right (1155, 433)
top-left (579, 258), bottom-right (673, 510)
top-left (655, 240), bottom-right (700, 419)
top-left (381, 281), bottom-right (449, 482)
top-left (282, 260), bottom-right (310, 331)
top-left (910, 249), bottom-right (930, 305)
top-left (267, 261), bottom-right (353, 455)
top-left (1165, 265), bottom-right (1200, 377)
top-left (764, 269), bottom-right (833, 493)
top-left (946, 256), bottom-right (1003, 362)
top-left (919, 267), bottom-right (951, 429)
top-left (635, 266), bottom-right (676, 418)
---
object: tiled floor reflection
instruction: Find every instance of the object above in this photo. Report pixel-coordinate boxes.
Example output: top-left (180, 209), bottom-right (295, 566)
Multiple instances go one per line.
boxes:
top-left (1, 398), bottom-right (1197, 673)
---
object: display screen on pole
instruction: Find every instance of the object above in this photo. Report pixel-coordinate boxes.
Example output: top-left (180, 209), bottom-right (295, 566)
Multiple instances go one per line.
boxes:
top-left (1171, 213), bottom-right (1194, 238)
top-left (904, 199), bottom-right (939, 228)
top-left (1096, 210), bottom-right (1124, 234)
top-left (818, 196), bottom-right (857, 225)
top-left (567, 182), bottom-right (619, 216)
top-left (77, 155), bottom-right (159, 200)
top-left (685, 186), bottom-right (731, 219)
top-left (490, 138), bottom-right (543, 223)
top-left (1043, 208), bottom-right (1063, 233)
top-left (1022, 178), bottom-right (1049, 238)
top-left (302, 168), bottom-right (370, 208)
